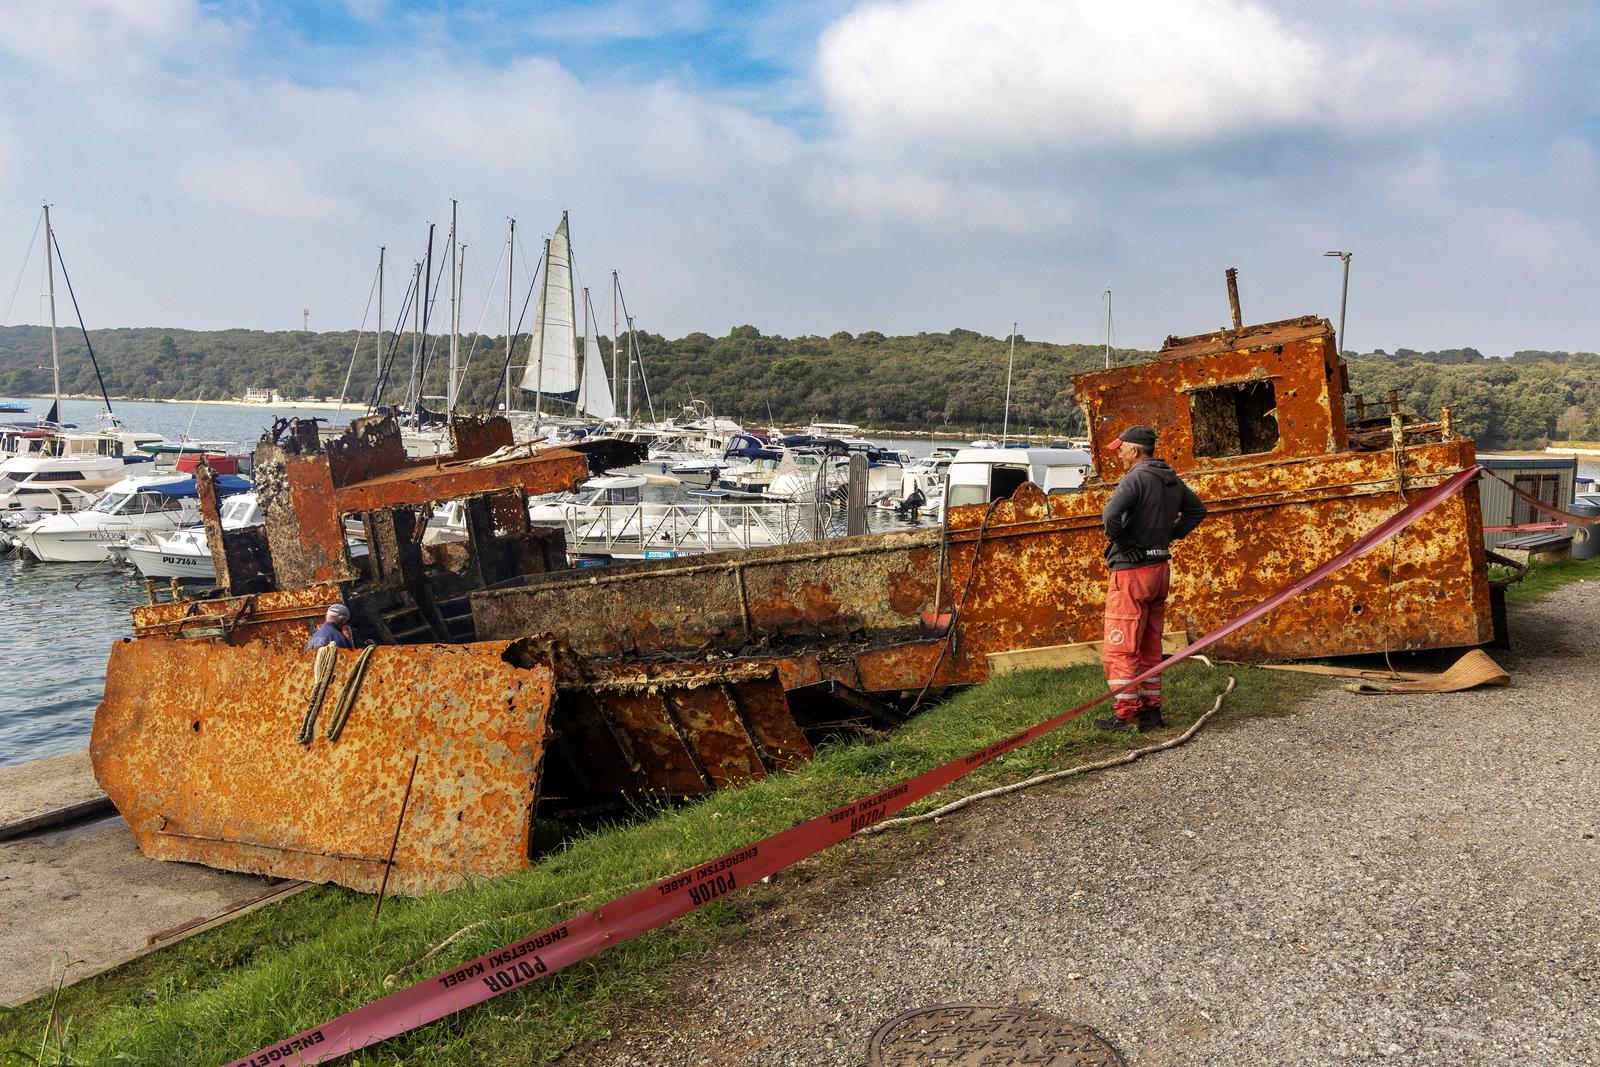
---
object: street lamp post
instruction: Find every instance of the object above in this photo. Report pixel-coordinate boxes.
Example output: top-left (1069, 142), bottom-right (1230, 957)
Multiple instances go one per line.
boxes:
top-left (1323, 251), bottom-right (1352, 357)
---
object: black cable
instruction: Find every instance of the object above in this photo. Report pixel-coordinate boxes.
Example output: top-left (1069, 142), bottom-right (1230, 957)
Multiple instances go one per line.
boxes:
top-left (47, 228), bottom-right (113, 415)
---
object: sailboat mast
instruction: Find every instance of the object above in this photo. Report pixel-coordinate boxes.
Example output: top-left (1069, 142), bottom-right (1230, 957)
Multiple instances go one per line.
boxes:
top-left (581, 285), bottom-right (591, 416)
top-left (410, 261), bottom-right (421, 412)
top-left (1104, 289), bottom-right (1113, 369)
top-left (376, 246), bottom-right (385, 399)
top-left (455, 245), bottom-right (466, 407)
top-left (533, 236), bottom-right (550, 424)
top-left (1002, 322), bottom-right (1017, 445)
top-left (410, 223), bottom-right (433, 416)
top-left (447, 199), bottom-right (459, 416)
top-left (611, 270), bottom-right (621, 420)
top-left (505, 218), bottom-right (515, 413)
top-left (42, 204), bottom-right (60, 419)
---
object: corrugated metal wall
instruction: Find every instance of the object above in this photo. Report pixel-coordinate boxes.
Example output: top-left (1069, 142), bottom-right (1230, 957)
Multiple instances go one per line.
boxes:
top-left (1480, 458), bottom-right (1576, 550)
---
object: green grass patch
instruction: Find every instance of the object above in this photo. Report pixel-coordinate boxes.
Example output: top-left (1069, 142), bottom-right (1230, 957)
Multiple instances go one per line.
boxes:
top-left (1502, 553), bottom-right (1600, 608)
top-left (0, 662), bottom-right (1325, 1067)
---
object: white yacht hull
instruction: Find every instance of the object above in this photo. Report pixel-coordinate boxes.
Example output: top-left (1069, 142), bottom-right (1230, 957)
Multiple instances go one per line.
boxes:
top-left (16, 516), bottom-right (186, 563)
top-left (122, 540), bottom-right (215, 580)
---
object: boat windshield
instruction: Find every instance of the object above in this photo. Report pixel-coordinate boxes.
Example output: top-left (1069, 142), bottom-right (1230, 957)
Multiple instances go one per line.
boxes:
top-left (0, 475), bottom-right (16, 493)
top-left (98, 493), bottom-right (132, 514)
top-left (133, 492), bottom-right (186, 514)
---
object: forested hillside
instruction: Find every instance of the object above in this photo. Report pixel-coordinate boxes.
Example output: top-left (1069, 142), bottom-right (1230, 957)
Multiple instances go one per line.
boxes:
top-left (2, 324), bottom-right (1596, 449)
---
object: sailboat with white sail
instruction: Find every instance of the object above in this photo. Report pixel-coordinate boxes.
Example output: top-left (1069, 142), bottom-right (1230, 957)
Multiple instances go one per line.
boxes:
top-left (510, 212), bottom-right (615, 442)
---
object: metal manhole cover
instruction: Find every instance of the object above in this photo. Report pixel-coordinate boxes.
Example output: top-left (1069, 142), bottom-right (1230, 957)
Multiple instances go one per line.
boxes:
top-left (867, 1003), bottom-right (1126, 1066)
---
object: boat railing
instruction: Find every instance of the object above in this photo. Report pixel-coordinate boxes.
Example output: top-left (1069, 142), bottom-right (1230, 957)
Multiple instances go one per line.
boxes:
top-left (562, 502), bottom-right (813, 552)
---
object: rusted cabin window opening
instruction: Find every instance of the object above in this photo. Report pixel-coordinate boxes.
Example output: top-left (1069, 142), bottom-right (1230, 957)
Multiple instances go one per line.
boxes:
top-left (1511, 473), bottom-right (1561, 526)
top-left (1189, 380), bottom-right (1280, 458)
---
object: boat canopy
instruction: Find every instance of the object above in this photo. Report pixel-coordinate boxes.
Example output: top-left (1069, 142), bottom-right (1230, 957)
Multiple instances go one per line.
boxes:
top-left (722, 433), bottom-right (781, 462)
top-left (145, 474), bottom-right (252, 498)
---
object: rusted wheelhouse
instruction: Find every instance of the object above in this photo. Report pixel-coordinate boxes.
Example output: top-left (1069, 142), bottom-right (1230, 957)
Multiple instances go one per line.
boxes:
top-left (92, 313), bottom-right (1492, 896)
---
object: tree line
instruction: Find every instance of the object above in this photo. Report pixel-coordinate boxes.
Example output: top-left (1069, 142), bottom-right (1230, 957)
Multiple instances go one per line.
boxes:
top-left (1, 323), bottom-right (1596, 449)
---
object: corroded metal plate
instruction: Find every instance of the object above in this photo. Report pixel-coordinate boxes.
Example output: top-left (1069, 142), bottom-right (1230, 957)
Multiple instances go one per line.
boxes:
top-left (867, 1004), bottom-right (1125, 1067)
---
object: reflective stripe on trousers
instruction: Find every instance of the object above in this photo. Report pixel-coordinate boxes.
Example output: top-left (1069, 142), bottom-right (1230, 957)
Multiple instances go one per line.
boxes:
top-left (1101, 561), bottom-right (1171, 717)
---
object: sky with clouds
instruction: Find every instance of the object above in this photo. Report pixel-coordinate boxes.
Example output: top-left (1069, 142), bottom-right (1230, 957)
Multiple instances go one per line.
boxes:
top-left (0, 0), bottom-right (1594, 356)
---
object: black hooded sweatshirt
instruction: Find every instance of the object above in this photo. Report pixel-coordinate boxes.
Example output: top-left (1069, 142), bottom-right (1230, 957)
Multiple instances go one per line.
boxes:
top-left (1102, 458), bottom-right (1206, 570)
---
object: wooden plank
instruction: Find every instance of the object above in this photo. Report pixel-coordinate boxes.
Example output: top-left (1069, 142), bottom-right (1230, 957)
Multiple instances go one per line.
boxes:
top-left (986, 631), bottom-right (1190, 676)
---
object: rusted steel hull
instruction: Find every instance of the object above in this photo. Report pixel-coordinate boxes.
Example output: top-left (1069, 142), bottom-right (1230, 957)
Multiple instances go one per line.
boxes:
top-left (474, 438), bottom-right (1491, 687)
top-left (92, 633), bottom-right (807, 894)
top-left (93, 637), bottom-right (555, 895)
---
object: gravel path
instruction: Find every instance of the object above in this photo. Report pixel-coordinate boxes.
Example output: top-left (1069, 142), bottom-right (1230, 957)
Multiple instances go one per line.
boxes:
top-left (587, 578), bottom-right (1600, 1066)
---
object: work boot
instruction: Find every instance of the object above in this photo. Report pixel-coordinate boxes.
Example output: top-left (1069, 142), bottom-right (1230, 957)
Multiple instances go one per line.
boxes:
top-left (1093, 713), bottom-right (1139, 733)
top-left (1137, 705), bottom-right (1166, 731)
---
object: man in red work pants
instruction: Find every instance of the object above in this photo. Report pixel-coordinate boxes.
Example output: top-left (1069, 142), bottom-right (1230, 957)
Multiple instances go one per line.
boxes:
top-left (1094, 424), bottom-right (1206, 732)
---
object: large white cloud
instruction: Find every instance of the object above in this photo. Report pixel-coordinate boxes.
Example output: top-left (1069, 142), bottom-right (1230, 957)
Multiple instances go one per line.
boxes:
top-left (0, 0), bottom-right (1588, 358)
top-left (817, 0), bottom-right (1509, 161)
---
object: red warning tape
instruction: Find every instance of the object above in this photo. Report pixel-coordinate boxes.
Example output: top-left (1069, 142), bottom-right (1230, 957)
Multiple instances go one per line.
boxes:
top-left (222, 464), bottom-right (1483, 1067)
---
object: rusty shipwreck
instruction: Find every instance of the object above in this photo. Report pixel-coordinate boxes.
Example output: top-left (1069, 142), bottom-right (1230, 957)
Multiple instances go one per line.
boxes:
top-left (91, 311), bottom-right (1493, 895)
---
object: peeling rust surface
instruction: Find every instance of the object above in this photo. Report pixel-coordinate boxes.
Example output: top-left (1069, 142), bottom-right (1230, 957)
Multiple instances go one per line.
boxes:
top-left (324, 413), bottom-right (410, 487)
top-left (472, 530), bottom-right (943, 657)
top-left (331, 447), bottom-right (589, 515)
top-left (598, 689), bottom-right (709, 795)
top-left (92, 636), bottom-right (556, 896)
top-left (245, 413), bottom-right (587, 595)
top-left (446, 413), bottom-right (515, 461)
top-left (256, 450), bottom-right (357, 589)
top-left (549, 656), bottom-right (801, 798)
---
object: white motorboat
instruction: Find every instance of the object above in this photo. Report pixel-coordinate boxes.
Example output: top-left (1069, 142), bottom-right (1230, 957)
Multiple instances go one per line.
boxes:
top-left (944, 445), bottom-right (1093, 507)
top-left (0, 453), bottom-right (128, 520)
top-left (115, 527), bottom-right (218, 580)
top-left (116, 493), bottom-right (262, 580)
top-left (527, 475), bottom-right (648, 526)
top-left (764, 450), bottom-right (844, 502)
top-left (13, 472), bottom-right (249, 563)
top-left (641, 402), bottom-right (744, 469)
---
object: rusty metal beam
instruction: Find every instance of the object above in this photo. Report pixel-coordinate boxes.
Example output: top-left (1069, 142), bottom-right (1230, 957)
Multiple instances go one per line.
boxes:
top-left (331, 449), bottom-right (589, 514)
